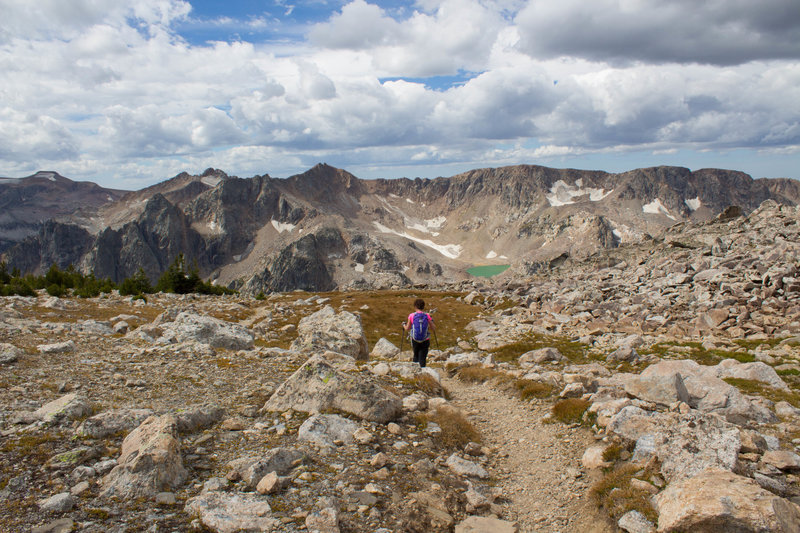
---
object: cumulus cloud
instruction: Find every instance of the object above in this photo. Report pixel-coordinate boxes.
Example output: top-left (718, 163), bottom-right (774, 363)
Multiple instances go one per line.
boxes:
top-left (515, 0), bottom-right (800, 65)
top-left (0, 0), bottom-right (799, 185)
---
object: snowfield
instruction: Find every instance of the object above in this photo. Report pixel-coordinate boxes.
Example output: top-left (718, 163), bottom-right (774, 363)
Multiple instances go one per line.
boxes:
top-left (373, 222), bottom-right (462, 259)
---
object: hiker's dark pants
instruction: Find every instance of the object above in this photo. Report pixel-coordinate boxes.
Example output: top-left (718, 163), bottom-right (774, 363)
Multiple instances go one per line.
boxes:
top-left (412, 339), bottom-right (429, 367)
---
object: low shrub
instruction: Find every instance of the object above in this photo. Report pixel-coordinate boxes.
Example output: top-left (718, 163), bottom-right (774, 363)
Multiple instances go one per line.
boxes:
top-left (515, 379), bottom-right (554, 400)
top-left (422, 407), bottom-right (481, 449)
top-left (590, 463), bottom-right (660, 522)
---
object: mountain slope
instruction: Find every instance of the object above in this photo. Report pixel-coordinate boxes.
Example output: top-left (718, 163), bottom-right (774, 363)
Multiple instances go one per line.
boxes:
top-left (1, 164), bottom-right (796, 293)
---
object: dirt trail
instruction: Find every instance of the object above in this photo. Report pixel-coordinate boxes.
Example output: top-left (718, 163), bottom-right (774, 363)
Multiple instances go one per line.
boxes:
top-left (444, 376), bottom-right (617, 533)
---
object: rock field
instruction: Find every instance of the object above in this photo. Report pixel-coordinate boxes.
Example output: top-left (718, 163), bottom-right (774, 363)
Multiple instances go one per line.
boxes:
top-left (1, 199), bottom-right (800, 533)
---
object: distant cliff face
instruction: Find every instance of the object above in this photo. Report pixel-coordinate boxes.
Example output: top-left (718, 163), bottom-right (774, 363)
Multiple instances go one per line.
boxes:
top-left (1, 163), bottom-right (796, 292)
top-left (0, 171), bottom-right (126, 253)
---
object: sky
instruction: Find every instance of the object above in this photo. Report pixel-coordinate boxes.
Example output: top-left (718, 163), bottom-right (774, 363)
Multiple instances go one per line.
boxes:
top-left (1, 0), bottom-right (799, 189)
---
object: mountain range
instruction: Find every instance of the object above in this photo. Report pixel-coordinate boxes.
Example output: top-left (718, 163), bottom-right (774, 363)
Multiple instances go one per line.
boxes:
top-left (2, 164), bottom-right (799, 294)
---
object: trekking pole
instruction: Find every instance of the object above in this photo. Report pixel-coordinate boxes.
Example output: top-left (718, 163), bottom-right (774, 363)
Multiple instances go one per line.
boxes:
top-left (432, 327), bottom-right (440, 351)
top-left (399, 324), bottom-right (405, 353)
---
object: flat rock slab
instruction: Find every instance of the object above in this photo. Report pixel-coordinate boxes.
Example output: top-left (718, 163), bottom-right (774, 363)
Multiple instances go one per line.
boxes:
top-left (77, 408), bottom-right (154, 439)
top-left (185, 491), bottom-right (278, 533)
top-left (33, 393), bottom-right (92, 424)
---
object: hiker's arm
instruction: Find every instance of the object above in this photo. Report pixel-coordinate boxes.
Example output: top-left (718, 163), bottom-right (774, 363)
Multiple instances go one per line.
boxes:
top-left (402, 317), bottom-right (411, 330)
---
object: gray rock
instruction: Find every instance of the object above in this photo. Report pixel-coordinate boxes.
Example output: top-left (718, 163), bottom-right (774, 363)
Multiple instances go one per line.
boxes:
top-left (101, 414), bottom-right (187, 500)
top-left (185, 490), bottom-right (278, 533)
top-left (228, 448), bottom-right (305, 489)
top-left (0, 343), bottom-right (22, 364)
top-left (291, 305), bottom-right (369, 360)
top-left (617, 510), bottom-right (655, 533)
top-left (370, 337), bottom-right (399, 358)
top-left (607, 347), bottom-right (639, 363)
top-left (37, 340), bottom-right (75, 354)
top-left (263, 352), bottom-right (401, 423)
top-left (33, 393), bottom-right (92, 424)
top-left (298, 414), bottom-right (358, 448)
top-left (622, 373), bottom-right (689, 407)
top-left (519, 347), bottom-right (564, 364)
top-left (174, 404), bottom-right (226, 433)
top-left (446, 454), bottom-right (489, 479)
top-left (712, 359), bottom-right (790, 391)
top-left (37, 492), bottom-right (75, 513)
top-left (762, 450), bottom-right (800, 472)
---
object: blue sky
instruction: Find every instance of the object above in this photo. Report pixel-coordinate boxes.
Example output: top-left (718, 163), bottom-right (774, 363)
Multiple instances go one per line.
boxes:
top-left (1, 0), bottom-right (799, 188)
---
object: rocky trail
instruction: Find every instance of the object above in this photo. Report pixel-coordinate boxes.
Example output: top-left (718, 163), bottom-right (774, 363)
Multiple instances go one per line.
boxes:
top-left (444, 376), bottom-right (615, 533)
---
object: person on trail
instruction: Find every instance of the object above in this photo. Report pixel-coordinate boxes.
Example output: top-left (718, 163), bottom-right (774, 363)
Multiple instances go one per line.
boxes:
top-left (403, 298), bottom-right (434, 368)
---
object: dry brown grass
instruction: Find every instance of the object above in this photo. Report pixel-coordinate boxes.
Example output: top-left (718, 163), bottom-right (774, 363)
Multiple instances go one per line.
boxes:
top-left (456, 365), bottom-right (505, 383)
top-left (590, 463), bottom-right (660, 523)
top-left (515, 379), bottom-right (555, 400)
top-left (551, 398), bottom-right (591, 424)
top-left (418, 407), bottom-right (481, 450)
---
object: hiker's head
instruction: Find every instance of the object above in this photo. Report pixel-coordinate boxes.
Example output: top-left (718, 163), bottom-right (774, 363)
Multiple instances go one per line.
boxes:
top-left (414, 298), bottom-right (425, 310)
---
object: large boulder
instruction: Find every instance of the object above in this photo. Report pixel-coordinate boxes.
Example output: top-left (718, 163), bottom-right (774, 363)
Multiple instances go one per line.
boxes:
top-left (262, 352), bottom-right (401, 423)
top-left (655, 469), bottom-right (800, 533)
top-left (608, 407), bottom-right (741, 483)
top-left (156, 311), bottom-right (254, 350)
top-left (101, 414), bottom-right (187, 499)
top-left (291, 305), bottom-right (369, 360)
top-left (370, 337), bottom-right (400, 358)
top-left (622, 373), bottom-right (690, 407)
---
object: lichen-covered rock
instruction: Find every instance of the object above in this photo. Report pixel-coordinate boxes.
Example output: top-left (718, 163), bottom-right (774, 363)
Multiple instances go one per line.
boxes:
top-left (0, 343), bottom-right (22, 364)
top-left (291, 305), bottom-right (369, 360)
top-left (101, 414), bottom-right (187, 500)
top-left (263, 352), bottom-right (401, 423)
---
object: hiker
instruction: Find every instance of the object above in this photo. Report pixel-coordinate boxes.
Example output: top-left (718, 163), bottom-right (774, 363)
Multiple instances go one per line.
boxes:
top-left (403, 298), bottom-right (434, 368)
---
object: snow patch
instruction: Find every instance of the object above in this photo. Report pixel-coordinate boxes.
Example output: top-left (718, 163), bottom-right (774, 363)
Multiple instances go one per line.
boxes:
top-left (685, 197), bottom-right (701, 211)
top-left (612, 229), bottom-right (622, 238)
top-left (201, 176), bottom-right (222, 187)
top-left (425, 216), bottom-right (446, 229)
top-left (373, 222), bottom-right (462, 259)
top-left (406, 198), bottom-right (415, 204)
top-left (546, 180), bottom-right (612, 207)
top-left (500, 255), bottom-right (508, 259)
top-left (486, 251), bottom-right (498, 259)
top-left (271, 220), bottom-right (296, 233)
top-left (106, 195), bottom-right (114, 201)
top-left (354, 263), bottom-right (364, 273)
top-left (642, 198), bottom-right (676, 220)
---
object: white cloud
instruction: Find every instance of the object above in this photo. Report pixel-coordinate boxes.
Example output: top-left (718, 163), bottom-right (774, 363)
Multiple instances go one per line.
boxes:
top-left (0, 0), bottom-right (798, 185)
